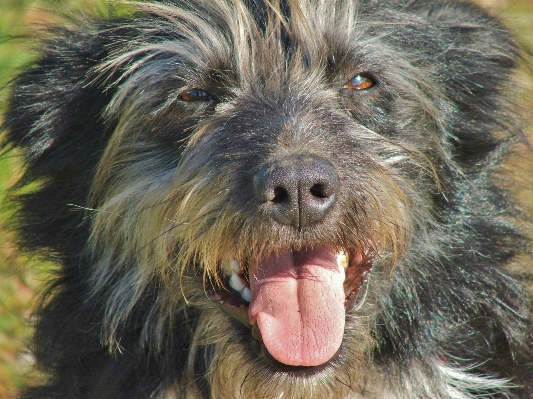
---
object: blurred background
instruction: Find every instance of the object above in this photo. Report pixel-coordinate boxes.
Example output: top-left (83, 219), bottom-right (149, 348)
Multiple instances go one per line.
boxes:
top-left (0, 0), bottom-right (532, 397)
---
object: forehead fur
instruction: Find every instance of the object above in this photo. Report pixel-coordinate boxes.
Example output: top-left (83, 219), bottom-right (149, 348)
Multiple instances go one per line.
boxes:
top-left (101, 0), bottom-right (447, 111)
top-left (103, 0), bottom-right (358, 78)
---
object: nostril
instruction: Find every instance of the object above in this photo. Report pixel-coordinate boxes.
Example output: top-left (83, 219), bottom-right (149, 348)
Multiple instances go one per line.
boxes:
top-left (310, 183), bottom-right (329, 199)
top-left (273, 187), bottom-right (289, 204)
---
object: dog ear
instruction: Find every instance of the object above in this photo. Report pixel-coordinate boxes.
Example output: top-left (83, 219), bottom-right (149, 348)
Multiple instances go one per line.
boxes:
top-left (411, 1), bottom-right (522, 162)
top-left (1, 23), bottom-right (125, 258)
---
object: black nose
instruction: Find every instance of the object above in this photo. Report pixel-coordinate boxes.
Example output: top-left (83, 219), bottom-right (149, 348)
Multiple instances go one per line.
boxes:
top-left (253, 156), bottom-right (339, 228)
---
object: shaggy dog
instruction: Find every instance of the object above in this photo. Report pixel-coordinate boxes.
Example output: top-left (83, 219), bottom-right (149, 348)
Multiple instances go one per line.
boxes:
top-left (2, 0), bottom-right (533, 397)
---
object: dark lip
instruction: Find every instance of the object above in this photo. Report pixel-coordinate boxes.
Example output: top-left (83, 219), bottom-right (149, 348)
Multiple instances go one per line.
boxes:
top-left (344, 251), bottom-right (374, 308)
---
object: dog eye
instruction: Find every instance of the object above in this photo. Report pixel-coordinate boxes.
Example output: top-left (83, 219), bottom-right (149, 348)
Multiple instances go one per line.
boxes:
top-left (178, 88), bottom-right (211, 102)
top-left (344, 74), bottom-right (375, 90)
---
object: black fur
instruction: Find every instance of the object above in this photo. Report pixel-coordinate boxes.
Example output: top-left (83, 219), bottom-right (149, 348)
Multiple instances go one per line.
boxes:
top-left (2, 0), bottom-right (533, 398)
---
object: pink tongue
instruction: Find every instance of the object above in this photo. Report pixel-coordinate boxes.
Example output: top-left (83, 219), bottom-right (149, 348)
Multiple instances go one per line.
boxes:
top-left (248, 248), bottom-right (346, 367)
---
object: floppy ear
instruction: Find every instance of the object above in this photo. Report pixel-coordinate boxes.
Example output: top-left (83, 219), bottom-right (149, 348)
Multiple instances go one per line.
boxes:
top-left (2, 20), bottom-right (160, 259)
top-left (2, 22), bottom-right (126, 259)
top-left (410, 1), bottom-right (521, 162)
top-left (2, 14), bottom-right (208, 392)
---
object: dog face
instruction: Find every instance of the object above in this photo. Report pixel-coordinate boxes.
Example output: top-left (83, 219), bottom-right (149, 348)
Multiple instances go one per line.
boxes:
top-left (3, 0), bottom-right (532, 398)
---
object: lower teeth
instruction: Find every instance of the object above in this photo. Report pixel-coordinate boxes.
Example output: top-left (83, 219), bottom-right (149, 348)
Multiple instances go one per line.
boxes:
top-left (336, 251), bottom-right (348, 269)
top-left (229, 272), bottom-right (246, 292)
top-left (241, 287), bottom-right (251, 303)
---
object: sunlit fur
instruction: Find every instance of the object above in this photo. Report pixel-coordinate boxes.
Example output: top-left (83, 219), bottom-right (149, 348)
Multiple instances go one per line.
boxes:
top-left (2, 0), bottom-right (532, 398)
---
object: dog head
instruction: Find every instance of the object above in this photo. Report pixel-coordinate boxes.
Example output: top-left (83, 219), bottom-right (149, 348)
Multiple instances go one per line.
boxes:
top-left (3, 1), bottom-right (531, 398)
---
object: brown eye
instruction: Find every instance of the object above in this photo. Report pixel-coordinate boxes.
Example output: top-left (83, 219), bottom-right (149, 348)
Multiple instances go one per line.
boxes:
top-left (344, 74), bottom-right (375, 90)
top-left (178, 88), bottom-right (210, 102)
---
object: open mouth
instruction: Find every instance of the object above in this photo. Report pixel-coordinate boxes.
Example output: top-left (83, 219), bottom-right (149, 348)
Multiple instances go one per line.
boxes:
top-left (206, 246), bottom-right (374, 369)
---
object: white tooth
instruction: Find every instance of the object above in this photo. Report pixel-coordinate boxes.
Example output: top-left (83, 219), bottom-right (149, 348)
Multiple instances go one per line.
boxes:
top-left (223, 263), bottom-right (233, 276)
top-left (229, 272), bottom-right (246, 292)
top-left (231, 259), bottom-right (241, 274)
top-left (241, 287), bottom-right (251, 303)
top-left (336, 251), bottom-right (348, 269)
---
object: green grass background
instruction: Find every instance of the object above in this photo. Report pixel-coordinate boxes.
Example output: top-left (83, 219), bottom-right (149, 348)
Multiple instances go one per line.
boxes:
top-left (0, 0), bottom-right (532, 397)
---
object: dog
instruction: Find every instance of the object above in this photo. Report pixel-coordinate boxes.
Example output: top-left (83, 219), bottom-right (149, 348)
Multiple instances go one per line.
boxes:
top-left (2, 0), bottom-right (532, 397)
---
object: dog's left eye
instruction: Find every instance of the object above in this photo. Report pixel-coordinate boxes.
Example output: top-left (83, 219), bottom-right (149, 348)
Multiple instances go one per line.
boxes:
top-left (344, 74), bottom-right (375, 90)
top-left (178, 88), bottom-right (211, 102)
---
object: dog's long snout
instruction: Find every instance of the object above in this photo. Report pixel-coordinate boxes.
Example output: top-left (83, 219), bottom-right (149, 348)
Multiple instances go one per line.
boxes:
top-left (253, 156), bottom-right (338, 228)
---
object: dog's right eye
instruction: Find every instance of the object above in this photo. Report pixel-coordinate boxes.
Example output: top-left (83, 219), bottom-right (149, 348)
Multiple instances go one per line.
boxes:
top-left (344, 74), bottom-right (375, 91)
top-left (178, 88), bottom-right (211, 102)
